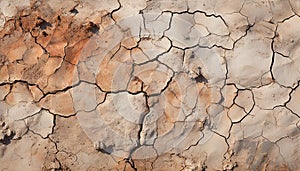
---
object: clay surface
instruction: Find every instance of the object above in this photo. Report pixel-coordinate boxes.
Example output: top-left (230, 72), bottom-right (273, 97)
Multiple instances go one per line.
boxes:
top-left (0, 0), bottom-right (300, 170)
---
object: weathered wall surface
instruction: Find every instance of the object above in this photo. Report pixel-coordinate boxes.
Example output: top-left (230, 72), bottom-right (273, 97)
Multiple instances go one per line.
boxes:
top-left (0, 0), bottom-right (300, 170)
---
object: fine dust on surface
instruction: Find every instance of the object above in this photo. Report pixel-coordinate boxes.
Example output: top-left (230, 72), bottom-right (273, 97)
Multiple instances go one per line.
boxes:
top-left (0, 0), bottom-right (300, 171)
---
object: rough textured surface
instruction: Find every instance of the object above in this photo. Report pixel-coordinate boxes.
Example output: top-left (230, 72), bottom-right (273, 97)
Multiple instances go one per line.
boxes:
top-left (0, 0), bottom-right (300, 170)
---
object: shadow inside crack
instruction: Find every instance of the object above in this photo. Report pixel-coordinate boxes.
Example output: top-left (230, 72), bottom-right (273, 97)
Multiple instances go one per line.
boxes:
top-left (194, 73), bottom-right (208, 83)
top-left (96, 144), bottom-right (114, 155)
top-left (0, 132), bottom-right (15, 145)
top-left (36, 18), bottom-right (52, 30)
top-left (88, 22), bottom-right (100, 34)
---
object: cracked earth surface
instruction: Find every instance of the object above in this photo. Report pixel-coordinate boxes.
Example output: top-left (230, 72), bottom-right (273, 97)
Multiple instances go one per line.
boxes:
top-left (0, 0), bottom-right (300, 170)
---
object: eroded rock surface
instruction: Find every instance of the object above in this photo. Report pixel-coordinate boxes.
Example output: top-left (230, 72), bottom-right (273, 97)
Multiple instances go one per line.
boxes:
top-left (0, 0), bottom-right (300, 170)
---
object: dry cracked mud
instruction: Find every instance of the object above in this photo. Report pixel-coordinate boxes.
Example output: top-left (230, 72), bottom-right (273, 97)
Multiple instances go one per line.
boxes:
top-left (0, 0), bottom-right (300, 170)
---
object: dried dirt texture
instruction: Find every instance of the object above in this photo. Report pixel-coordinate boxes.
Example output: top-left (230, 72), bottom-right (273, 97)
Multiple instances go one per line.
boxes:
top-left (0, 0), bottom-right (300, 171)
